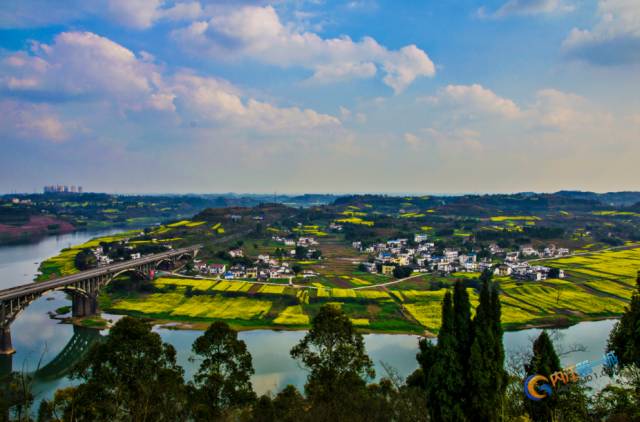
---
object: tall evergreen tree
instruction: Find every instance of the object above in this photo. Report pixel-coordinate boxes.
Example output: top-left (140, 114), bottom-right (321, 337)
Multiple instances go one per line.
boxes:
top-left (607, 270), bottom-right (640, 367)
top-left (453, 282), bottom-right (473, 366)
top-left (427, 291), bottom-right (466, 421)
top-left (467, 273), bottom-right (507, 422)
top-left (453, 281), bottom-right (473, 414)
top-left (490, 278), bottom-right (508, 413)
top-left (524, 331), bottom-right (561, 422)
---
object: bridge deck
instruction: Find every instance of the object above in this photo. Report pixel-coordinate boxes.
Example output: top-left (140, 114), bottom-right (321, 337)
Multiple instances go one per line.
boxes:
top-left (0, 245), bottom-right (200, 301)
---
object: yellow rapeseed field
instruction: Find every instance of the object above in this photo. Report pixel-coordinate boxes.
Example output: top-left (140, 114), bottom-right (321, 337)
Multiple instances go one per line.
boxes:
top-left (273, 305), bottom-right (309, 325)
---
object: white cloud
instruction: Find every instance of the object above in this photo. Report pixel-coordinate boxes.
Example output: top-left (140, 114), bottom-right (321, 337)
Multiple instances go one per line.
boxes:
top-left (310, 62), bottom-right (377, 83)
top-left (563, 0), bottom-right (640, 65)
top-left (526, 89), bottom-right (610, 130)
top-left (424, 84), bottom-right (522, 119)
top-left (1, 31), bottom-right (339, 134)
top-left (172, 5), bottom-right (435, 93)
top-left (170, 72), bottom-right (340, 131)
top-left (478, 0), bottom-right (573, 18)
top-left (1, 32), bottom-right (163, 110)
top-left (422, 84), bottom-right (611, 134)
top-left (0, 100), bottom-right (70, 142)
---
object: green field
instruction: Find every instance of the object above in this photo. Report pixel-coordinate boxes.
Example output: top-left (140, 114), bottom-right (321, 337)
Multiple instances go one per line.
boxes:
top-left (37, 231), bottom-right (138, 280)
top-left (39, 227), bottom-right (640, 335)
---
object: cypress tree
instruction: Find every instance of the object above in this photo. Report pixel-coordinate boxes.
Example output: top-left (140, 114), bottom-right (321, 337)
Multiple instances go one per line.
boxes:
top-left (427, 291), bottom-right (466, 421)
top-left (524, 331), bottom-right (561, 422)
top-left (453, 281), bottom-right (473, 413)
top-left (467, 273), bottom-right (506, 422)
top-left (453, 282), bottom-right (473, 365)
top-left (490, 279), bottom-right (508, 414)
top-left (607, 270), bottom-right (640, 367)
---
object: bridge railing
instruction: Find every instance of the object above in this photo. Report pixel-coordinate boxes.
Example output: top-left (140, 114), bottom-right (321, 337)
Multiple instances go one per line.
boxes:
top-left (0, 245), bottom-right (201, 301)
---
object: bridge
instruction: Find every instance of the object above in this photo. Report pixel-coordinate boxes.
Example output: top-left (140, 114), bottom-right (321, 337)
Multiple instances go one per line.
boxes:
top-left (0, 245), bottom-right (200, 355)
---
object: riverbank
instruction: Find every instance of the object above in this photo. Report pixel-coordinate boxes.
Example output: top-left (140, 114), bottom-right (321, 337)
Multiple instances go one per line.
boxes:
top-left (0, 216), bottom-right (76, 245)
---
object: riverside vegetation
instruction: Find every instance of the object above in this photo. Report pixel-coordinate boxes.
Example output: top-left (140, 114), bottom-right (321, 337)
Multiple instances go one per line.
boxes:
top-left (2, 270), bottom-right (640, 421)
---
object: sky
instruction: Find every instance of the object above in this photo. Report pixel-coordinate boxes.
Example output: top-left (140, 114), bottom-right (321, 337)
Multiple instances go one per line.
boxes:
top-left (0, 0), bottom-right (639, 194)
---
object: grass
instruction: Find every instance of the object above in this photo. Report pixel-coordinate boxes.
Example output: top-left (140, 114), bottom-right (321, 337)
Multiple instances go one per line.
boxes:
top-left (55, 306), bottom-right (71, 315)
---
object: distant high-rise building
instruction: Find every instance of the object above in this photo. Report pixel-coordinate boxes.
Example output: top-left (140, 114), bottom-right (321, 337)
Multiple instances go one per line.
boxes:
top-left (43, 184), bottom-right (85, 194)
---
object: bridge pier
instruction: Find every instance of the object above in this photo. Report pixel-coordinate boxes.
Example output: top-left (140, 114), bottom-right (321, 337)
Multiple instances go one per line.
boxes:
top-left (0, 326), bottom-right (15, 356)
top-left (72, 295), bottom-right (98, 318)
top-left (0, 353), bottom-right (12, 378)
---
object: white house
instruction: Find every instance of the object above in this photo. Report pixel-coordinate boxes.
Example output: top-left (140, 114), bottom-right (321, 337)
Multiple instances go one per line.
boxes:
top-left (414, 234), bottom-right (428, 243)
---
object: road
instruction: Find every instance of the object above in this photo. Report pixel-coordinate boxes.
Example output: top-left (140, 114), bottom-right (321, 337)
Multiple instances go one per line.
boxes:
top-left (0, 245), bottom-right (200, 301)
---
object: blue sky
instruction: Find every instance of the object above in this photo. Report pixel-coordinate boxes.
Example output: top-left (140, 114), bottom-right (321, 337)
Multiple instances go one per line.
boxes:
top-left (1, 0), bottom-right (639, 194)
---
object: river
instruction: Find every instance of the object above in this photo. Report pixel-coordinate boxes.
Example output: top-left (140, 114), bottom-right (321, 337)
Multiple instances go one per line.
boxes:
top-left (0, 230), bottom-right (621, 407)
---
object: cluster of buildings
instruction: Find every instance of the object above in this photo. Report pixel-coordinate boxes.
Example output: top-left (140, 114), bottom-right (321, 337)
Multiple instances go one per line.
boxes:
top-left (91, 244), bottom-right (142, 266)
top-left (195, 237), bottom-right (322, 280)
top-left (354, 234), bottom-right (570, 281)
top-left (494, 262), bottom-right (564, 281)
top-left (271, 235), bottom-right (319, 248)
top-left (43, 185), bottom-right (83, 194)
top-left (353, 235), bottom-right (488, 275)
top-left (194, 260), bottom-right (297, 281)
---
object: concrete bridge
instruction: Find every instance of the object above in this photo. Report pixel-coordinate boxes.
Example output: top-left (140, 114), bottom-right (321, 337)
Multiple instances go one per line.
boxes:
top-left (0, 245), bottom-right (200, 355)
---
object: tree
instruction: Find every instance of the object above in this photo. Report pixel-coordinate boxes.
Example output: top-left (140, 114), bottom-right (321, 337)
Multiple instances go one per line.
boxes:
top-left (74, 249), bottom-right (97, 271)
top-left (453, 282), bottom-right (473, 372)
top-left (427, 291), bottom-right (466, 421)
top-left (294, 246), bottom-right (308, 259)
top-left (453, 281), bottom-right (473, 415)
top-left (607, 271), bottom-right (640, 368)
top-left (0, 370), bottom-right (33, 422)
top-left (524, 331), bottom-right (561, 422)
top-left (48, 316), bottom-right (187, 421)
top-left (250, 385), bottom-right (306, 422)
top-left (467, 272), bottom-right (507, 422)
top-left (393, 266), bottom-right (413, 279)
top-left (291, 264), bottom-right (303, 276)
top-left (189, 321), bottom-right (256, 421)
top-left (290, 304), bottom-right (374, 419)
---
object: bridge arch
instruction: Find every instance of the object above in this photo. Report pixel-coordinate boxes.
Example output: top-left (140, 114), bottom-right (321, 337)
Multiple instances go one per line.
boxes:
top-left (108, 268), bottom-right (149, 284)
top-left (0, 245), bottom-right (200, 355)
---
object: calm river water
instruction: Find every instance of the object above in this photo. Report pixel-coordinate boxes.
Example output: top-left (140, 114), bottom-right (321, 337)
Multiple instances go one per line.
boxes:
top-left (0, 231), bottom-right (620, 406)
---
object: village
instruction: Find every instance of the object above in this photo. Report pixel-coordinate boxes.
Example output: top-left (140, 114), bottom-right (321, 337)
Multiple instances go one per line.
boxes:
top-left (351, 234), bottom-right (570, 281)
top-left (192, 235), bottom-right (322, 282)
top-left (180, 223), bottom-right (573, 284)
